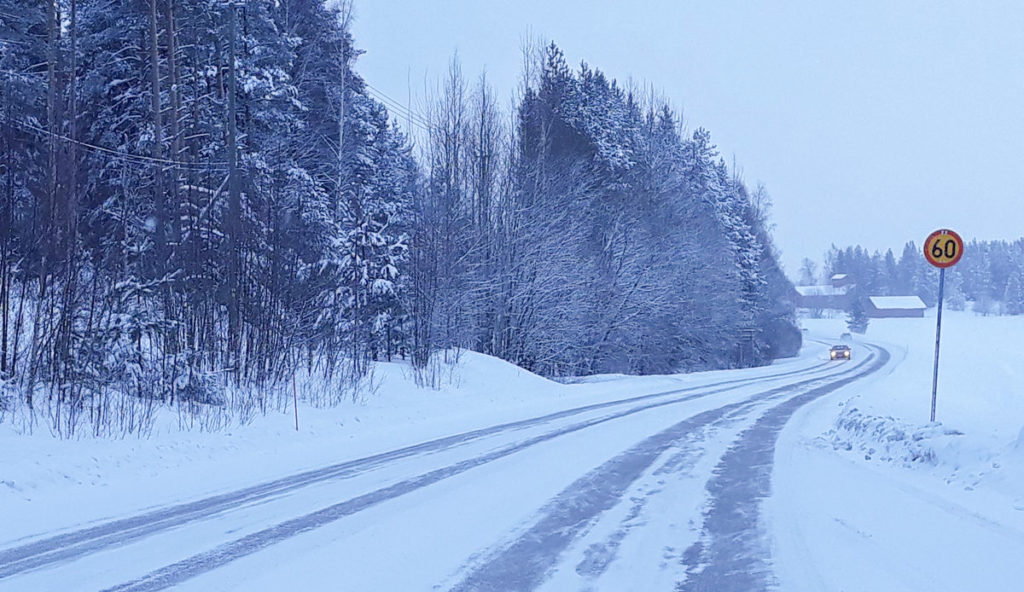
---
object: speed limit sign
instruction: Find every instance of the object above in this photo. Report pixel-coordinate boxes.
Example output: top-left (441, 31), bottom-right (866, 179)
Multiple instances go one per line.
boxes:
top-left (924, 229), bottom-right (964, 268)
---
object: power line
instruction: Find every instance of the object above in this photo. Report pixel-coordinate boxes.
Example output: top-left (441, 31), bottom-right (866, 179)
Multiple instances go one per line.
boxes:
top-left (3, 117), bottom-right (229, 171)
top-left (0, 38), bottom-right (33, 48)
top-left (0, 11), bottom-right (32, 21)
top-left (368, 92), bottom-right (431, 134)
top-left (2, 86), bottom-right (437, 171)
top-left (364, 82), bottom-right (431, 127)
top-left (363, 83), bottom-right (433, 133)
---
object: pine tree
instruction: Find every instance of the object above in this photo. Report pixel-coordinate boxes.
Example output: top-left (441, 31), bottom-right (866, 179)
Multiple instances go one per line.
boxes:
top-left (882, 249), bottom-right (898, 295)
top-left (1004, 271), bottom-right (1024, 315)
top-left (847, 298), bottom-right (869, 334)
top-left (946, 269), bottom-right (967, 311)
top-left (896, 242), bottom-right (918, 295)
top-left (798, 258), bottom-right (818, 286)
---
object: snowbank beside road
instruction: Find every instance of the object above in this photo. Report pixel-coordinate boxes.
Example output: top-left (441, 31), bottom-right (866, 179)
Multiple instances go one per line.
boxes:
top-left (770, 312), bottom-right (1024, 592)
top-left (800, 311), bottom-right (1024, 511)
top-left (0, 351), bottom-right (571, 544)
top-left (803, 313), bottom-right (1024, 467)
top-left (0, 348), bottom-right (811, 545)
top-left (824, 406), bottom-right (964, 465)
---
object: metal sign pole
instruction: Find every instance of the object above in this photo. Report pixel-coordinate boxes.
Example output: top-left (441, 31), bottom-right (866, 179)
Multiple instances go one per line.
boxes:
top-left (293, 373), bottom-right (300, 432)
top-left (930, 267), bottom-right (946, 422)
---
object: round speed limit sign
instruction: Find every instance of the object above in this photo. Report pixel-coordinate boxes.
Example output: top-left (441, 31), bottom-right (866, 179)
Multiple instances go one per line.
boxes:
top-left (924, 229), bottom-right (964, 268)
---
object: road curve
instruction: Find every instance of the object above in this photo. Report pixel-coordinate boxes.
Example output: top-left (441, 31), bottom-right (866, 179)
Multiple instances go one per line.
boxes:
top-left (0, 344), bottom-right (887, 592)
top-left (445, 345), bottom-right (888, 591)
top-left (680, 343), bottom-right (890, 591)
top-left (0, 357), bottom-right (837, 585)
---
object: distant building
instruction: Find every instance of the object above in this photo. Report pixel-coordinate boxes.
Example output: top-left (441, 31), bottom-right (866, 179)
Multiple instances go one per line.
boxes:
top-left (865, 296), bottom-right (927, 318)
top-left (794, 274), bottom-right (854, 310)
top-left (794, 284), bottom-right (851, 310)
top-left (830, 273), bottom-right (855, 288)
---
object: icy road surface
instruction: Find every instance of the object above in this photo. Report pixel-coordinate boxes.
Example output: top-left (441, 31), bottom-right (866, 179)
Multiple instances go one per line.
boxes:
top-left (2, 337), bottom-right (1020, 591)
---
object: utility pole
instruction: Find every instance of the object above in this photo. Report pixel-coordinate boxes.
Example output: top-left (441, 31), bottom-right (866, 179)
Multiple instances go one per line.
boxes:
top-left (1, 83), bottom-right (10, 376)
top-left (226, 1), bottom-right (241, 369)
top-left (336, 0), bottom-right (353, 219)
top-left (147, 0), bottom-right (165, 268)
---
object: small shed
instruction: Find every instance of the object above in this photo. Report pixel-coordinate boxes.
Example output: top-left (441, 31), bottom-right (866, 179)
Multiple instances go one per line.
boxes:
top-left (865, 296), bottom-right (927, 318)
top-left (831, 273), bottom-right (855, 288)
top-left (794, 284), bottom-right (851, 310)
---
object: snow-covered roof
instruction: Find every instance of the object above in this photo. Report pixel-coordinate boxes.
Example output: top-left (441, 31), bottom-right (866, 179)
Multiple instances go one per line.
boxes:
top-left (869, 296), bottom-right (927, 310)
top-left (795, 285), bottom-right (849, 297)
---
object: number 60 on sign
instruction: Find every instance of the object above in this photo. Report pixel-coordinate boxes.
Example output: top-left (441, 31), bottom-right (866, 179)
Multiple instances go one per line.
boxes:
top-left (924, 229), bottom-right (964, 268)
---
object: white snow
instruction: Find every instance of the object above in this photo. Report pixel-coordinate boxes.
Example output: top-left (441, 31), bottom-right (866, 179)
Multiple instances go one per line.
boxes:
top-left (0, 349), bottom-right (805, 549)
top-left (3, 312), bottom-right (1023, 591)
top-left (769, 311), bottom-right (1024, 592)
top-left (868, 295), bottom-right (927, 310)
top-left (795, 284), bottom-right (849, 297)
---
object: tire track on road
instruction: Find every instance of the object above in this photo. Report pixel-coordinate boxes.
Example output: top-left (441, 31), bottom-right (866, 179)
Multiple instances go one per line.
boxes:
top-left (96, 356), bottom-right (862, 592)
top-left (0, 357), bottom-right (835, 581)
top-left (679, 343), bottom-right (891, 592)
top-left (443, 351), bottom-right (880, 592)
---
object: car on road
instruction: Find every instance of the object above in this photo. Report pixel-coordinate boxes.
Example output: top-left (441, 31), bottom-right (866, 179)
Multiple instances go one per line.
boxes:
top-left (829, 344), bottom-right (851, 360)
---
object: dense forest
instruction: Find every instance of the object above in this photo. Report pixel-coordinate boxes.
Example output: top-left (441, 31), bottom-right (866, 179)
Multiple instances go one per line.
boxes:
top-left (0, 0), bottom-right (798, 435)
top-left (800, 239), bottom-right (1024, 314)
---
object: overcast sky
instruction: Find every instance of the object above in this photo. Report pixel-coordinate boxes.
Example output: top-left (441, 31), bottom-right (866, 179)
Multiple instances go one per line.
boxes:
top-left (351, 0), bottom-right (1024, 277)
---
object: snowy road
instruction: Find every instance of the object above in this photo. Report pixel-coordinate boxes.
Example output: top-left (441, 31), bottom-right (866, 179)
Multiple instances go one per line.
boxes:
top-left (1, 343), bottom-right (890, 591)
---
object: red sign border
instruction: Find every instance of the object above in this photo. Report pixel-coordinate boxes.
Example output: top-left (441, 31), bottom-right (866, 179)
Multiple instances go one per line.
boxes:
top-left (923, 229), bottom-right (964, 268)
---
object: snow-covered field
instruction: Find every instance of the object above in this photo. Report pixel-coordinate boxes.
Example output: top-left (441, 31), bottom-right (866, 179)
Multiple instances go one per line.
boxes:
top-left (801, 311), bottom-right (1024, 498)
top-left (770, 311), bottom-right (1024, 591)
top-left (1, 310), bottom-right (1022, 591)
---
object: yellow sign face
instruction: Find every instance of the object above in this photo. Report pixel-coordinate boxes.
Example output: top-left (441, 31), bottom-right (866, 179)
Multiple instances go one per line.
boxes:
top-left (924, 229), bottom-right (964, 268)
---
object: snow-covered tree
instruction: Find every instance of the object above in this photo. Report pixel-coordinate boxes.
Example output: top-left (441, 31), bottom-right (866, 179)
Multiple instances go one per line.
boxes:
top-left (798, 258), bottom-right (818, 286)
top-left (847, 298), bottom-right (869, 334)
top-left (1004, 271), bottom-right (1024, 315)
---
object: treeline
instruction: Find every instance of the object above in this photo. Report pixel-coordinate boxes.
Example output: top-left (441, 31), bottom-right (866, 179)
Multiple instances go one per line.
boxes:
top-left (0, 0), bottom-right (798, 435)
top-left (2, 0), bottom-right (416, 434)
top-left (418, 45), bottom-right (800, 378)
top-left (803, 239), bottom-right (1024, 314)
